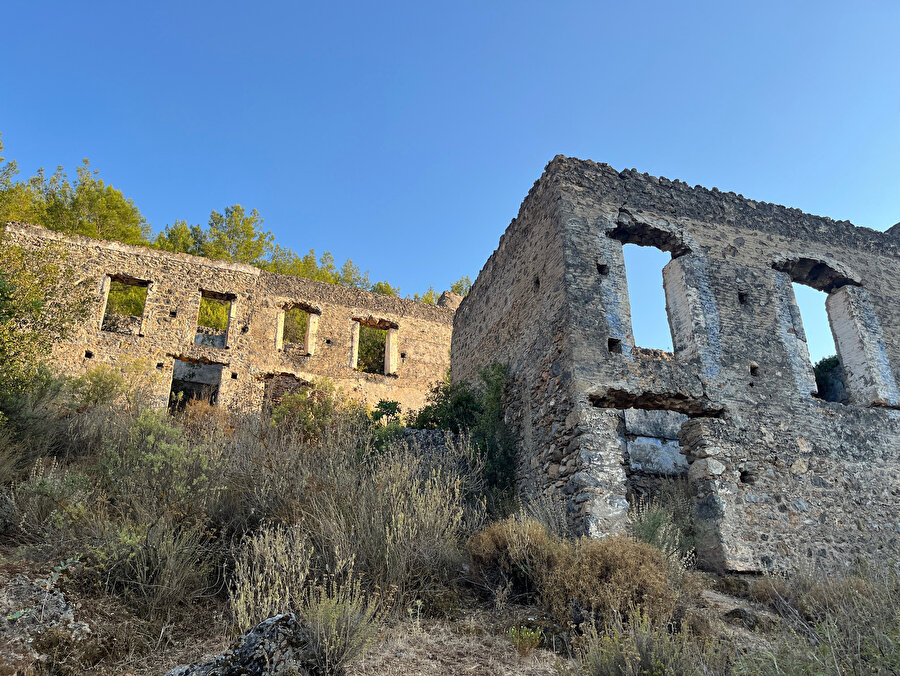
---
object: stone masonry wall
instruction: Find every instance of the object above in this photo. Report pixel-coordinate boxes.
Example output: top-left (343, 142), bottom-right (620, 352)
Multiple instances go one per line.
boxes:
top-left (3, 223), bottom-right (455, 415)
top-left (453, 156), bottom-right (900, 572)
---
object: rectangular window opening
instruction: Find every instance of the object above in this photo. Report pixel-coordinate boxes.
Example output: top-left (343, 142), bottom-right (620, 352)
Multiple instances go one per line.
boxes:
top-left (169, 358), bottom-right (223, 412)
top-left (356, 323), bottom-right (387, 374)
top-left (102, 276), bottom-right (149, 335)
top-left (278, 304), bottom-right (318, 355)
top-left (621, 243), bottom-right (673, 352)
top-left (791, 283), bottom-right (847, 403)
top-left (196, 291), bottom-right (234, 348)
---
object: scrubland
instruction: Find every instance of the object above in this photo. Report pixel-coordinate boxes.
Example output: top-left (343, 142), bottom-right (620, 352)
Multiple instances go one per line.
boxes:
top-left (0, 368), bottom-right (897, 675)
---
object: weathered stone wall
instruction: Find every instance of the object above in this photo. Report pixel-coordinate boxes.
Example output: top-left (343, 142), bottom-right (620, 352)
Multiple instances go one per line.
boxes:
top-left (3, 223), bottom-right (454, 415)
top-left (454, 155), bottom-right (900, 572)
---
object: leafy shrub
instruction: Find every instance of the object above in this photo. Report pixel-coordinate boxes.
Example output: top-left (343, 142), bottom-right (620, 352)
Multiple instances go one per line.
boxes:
top-left (410, 363), bottom-right (516, 505)
top-left (508, 625), bottom-right (543, 656)
top-left (356, 324), bottom-right (386, 374)
top-left (270, 379), bottom-right (367, 442)
top-left (301, 575), bottom-right (382, 675)
top-left (229, 524), bottom-right (313, 631)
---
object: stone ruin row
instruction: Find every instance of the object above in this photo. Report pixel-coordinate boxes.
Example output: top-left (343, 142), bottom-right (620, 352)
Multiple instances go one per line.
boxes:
top-left (452, 156), bottom-right (899, 572)
top-left (5, 155), bottom-right (899, 572)
top-left (2, 222), bottom-right (457, 415)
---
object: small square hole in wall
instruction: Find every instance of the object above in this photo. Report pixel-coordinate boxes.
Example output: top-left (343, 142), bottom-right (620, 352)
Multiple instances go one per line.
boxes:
top-left (156, 362), bottom-right (164, 370)
top-left (231, 372), bottom-right (238, 380)
top-left (169, 310), bottom-right (178, 318)
top-left (738, 291), bottom-right (749, 305)
top-left (325, 338), bottom-right (332, 345)
top-left (597, 262), bottom-right (610, 275)
top-left (749, 362), bottom-right (759, 377)
top-left (608, 338), bottom-right (622, 354)
top-left (400, 352), bottom-right (407, 359)
top-left (84, 350), bottom-right (94, 359)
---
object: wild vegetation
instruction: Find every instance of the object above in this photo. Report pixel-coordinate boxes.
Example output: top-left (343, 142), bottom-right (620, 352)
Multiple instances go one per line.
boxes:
top-left (0, 212), bottom-right (897, 675)
top-left (0, 133), bottom-right (471, 303)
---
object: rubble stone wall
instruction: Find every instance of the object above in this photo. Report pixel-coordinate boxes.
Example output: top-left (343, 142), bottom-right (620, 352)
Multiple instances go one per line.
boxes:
top-left (454, 155), bottom-right (900, 572)
top-left (3, 223), bottom-right (455, 415)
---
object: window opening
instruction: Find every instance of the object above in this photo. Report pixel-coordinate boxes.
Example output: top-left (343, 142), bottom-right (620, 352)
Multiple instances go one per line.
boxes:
top-left (621, 243), bottom-right (673, 352)
top-left (277, 304), bottom-right (318, 355)
top-left (791, 283), bottom-right (847, 403)
top-left (102, 276), bottom-right (149, 335)
top-left (357, 324), bottom-right (387, 374)
top-left (169, 358), bottom-right (223, 411)
top-left (351, 318), bottom-right (398, 375)
top-left (196, 291), bottom-right (234, 348)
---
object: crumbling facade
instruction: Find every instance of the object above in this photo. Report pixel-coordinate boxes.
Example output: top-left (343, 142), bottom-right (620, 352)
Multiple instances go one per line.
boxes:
top-left (453, 156), bottom-right (900, 572)
top-left (2, 223), bottom-right (456, 414)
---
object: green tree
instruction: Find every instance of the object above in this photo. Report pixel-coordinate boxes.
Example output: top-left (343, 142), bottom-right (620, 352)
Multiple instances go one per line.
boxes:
top-left (371, 280), bottom-right (400, 297)
top-left (265, 245), bottom-right (339, 284)
top-left (0, 135), bottom-right (44, 226)
top-left (413, 286), bottom-right (438, 304)
top-left (0, 137), bottom-right (148, 245)
top-left (203, 205), bottom-right (273, 265)
top-left (38, 161), bottom-right (149, 245)
top-left (450, 275), bottom-right (472, 297)
top-left (0, 239), bottom-right (89, 396)
top-left (153, 220), bottom-right (204, 256)
top-left (337, 259), bottom-right (371, 289)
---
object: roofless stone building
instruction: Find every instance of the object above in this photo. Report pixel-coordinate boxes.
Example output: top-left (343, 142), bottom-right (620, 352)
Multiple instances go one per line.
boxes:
top-left (452, 155), bottom-right (899, 572)
top-left (4, 155), bottom-right (898, 572)
top-left (1, 223), bottom-right (456, 414)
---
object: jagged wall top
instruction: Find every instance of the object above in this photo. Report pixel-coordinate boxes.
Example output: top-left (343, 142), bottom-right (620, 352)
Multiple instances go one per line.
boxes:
top-left (526, 155), bottom-right (899, 255)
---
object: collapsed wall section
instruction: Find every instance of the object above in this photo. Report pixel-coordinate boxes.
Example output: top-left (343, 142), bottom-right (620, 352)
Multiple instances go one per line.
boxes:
top-left (3, 223), bottom-right (454, 415)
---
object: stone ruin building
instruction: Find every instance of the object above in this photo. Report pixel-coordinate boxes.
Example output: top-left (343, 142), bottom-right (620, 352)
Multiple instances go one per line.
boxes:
top-left (4, 155), bottom-right (899, 573)
top-left (452, 155), bottom-right (899, 573)
top-left (1, 223), bottom-right (457, 414)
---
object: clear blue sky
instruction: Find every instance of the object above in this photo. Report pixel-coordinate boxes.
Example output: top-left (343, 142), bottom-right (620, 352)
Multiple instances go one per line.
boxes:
top-left (3, 1), bottom-right (898, 361)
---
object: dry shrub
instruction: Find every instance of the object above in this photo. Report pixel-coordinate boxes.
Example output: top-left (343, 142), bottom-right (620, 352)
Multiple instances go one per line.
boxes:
top-left (302, 575), bottom-right (383, 675)
top-left (76, 512), bottom-right (214, 619)
top-left (229, 523), bottom-right (313, 631)
top-left (544, 536), bottom-right (677, 627)
top-left (298, 442), bottom-right (470, 611)
top-left (578, 614), bottom-right (728, 676)
top-left (468, 517), bottom-right (678, 627)
top-left (468, 516), bottom-right (557, 601)
top-left (739, 565), bottom-right (900, 675)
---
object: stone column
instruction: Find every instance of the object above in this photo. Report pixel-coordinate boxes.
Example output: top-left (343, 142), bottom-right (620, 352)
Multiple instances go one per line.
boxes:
top-left (596, 237), bottom-right (635, 353)
top-left (384, 327), bottom-right (399, 375)
top-left (274, 311), bottom-right (285, 351)
top-left (97, 275), bottom-right (111, 330)
top-left (348, 322), bottom-right (360, 368)
top-left (306, 313), bottom-right (320, 356)
top-left (662, 254), bottom-right (723, 382)
top-left (827, 285), bottom-right (900, 407)
top-left (772, 272), bottom-right (817, 398)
